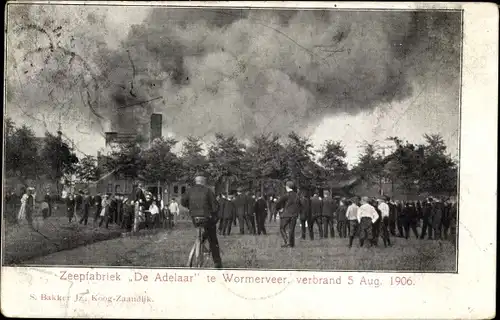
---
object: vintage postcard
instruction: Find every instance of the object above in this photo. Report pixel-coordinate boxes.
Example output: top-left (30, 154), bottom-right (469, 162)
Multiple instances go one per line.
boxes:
top-left (1, 1), bottom-right (497, 318)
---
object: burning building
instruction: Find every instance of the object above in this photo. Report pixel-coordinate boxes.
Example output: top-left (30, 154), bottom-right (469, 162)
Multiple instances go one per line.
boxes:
top-left (95, 113), bottom-right (188, 201)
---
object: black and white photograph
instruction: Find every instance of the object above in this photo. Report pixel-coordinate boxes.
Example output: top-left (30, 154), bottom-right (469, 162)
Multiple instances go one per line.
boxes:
top-left (4, 3), bottom-right (464, 273)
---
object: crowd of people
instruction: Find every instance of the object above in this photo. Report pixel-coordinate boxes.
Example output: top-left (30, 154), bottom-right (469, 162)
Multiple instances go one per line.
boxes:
top-left (7, 184), bottom-right (182, 233)
top-left (7, 179), bottom-right (458, 251)
top-left (212, 183), bottom-right (458, 249)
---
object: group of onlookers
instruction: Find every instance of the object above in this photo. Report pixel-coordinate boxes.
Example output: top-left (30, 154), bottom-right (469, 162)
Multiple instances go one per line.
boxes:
top-left (212, 183), bottom-right (458, 249)
top-left (6, 185), bottom-right (184, 233)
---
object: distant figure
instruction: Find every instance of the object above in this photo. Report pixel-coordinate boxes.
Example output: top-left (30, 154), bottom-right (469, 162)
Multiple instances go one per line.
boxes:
top-left (93, 193), bottom-right (103, 227)
top-left (395, 200), bottom-right (405, 238)
top-left (169, 198), bottom-right (180, 227)
top-left (41, 200), bottom-right (50, 220)
top-left (310, 191), bottom-right (323, 239)
top-left (275, 181), bottom-right (301, 248)
top-left (233, 187), bottom-right (248, 235)
top-left (254, 192), bottom-right (268, 235)
top-left (431, 198), bottom-right (444, 240)
top-left (299, 191), bottom-right (312, 240)
top-left (245, 191), bottom-right (257, 234)
top-left (18, 187), bottom-right (34, 226)
top-left (66, 194), bottom-right (75, 223)
top-left (420, 198), bottom-right (433, 240)
top-left (403, 201), bottom-right (420, 239)
top-left (44, 190), bottom-right (52, 217)
top-left (99, 194), bottom-right (111, 229)
top-left (149, 200), bottom-right (160, 228)
top-left (357, 196), bottom-right (379, 247)
top-left (321, 190), bottom-right (336, 238)
top-left (268, 196), bottom-right (278, 222)
top-left (79, 190), bottom-right (91, 225)
top-left (74, 190), bottom-right (83, 220)
top-left (221, 193), bottom-right (236, 236)
top-left (346, 197), bottom-right (359, 248)
top-left (336, 198), bottom-right (348, 238)
top-left (377, 196), bottom-right (392, 247)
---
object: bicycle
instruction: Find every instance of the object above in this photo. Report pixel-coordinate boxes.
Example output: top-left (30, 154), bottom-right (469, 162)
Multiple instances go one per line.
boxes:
top-left (186, 217), bottom-right (212, 268)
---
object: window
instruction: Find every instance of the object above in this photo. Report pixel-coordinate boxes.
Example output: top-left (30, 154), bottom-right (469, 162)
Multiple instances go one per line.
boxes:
top-left (115, 185), bottom-right (121, 193)
top-left (174, 185), bottom-right (179, 194)
top-left (181, 186), bottom-right (186, 194)
top-left (107, 184), bottom-right (113, 193)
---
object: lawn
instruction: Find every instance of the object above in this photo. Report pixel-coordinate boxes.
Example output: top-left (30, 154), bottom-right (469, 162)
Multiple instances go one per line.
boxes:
top-left (22, 220), bottom-right (457, 272)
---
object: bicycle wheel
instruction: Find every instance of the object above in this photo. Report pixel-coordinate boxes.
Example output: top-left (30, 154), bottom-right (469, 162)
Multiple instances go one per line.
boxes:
top-left (194, 240), bottom-right (206, 268)
top-left (187, 240), bottom-right (197, 267)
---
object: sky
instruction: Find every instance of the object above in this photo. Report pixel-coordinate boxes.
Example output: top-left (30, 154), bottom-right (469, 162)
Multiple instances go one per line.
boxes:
top-left (5, 5), bottom-right (461, 166)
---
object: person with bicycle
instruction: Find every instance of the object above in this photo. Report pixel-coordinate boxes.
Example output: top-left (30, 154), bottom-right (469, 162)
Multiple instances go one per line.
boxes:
top-left (181, 172), bottom-right (223, 269)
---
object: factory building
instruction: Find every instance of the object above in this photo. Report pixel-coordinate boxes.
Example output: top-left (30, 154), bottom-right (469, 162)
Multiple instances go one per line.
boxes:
top-left (95, 113), bottom-right (188, 201)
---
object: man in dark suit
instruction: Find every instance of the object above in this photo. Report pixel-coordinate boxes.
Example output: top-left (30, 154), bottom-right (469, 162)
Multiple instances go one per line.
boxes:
top-left (74, 190), bottom-right (83, 220)
top-left (420, 198), bottom-right (433, 240)
top-left (93, 193), bottom-right (102, 226)
top-left (44, 190), bottom-right (53, 217)
top-left (336, 198), bottom-right (348, 238)
top-left (432, 198), bottom-right (444, 240)
top-left (388, 200), bottom-right (397, 236)
top-left (221, 193), bottom-right (236, 236)
top-left (275, 181), bottom-right (301, 248)
top-left (233, 187), bottom-right (248, 234)
top-left (310, 191), bottom-right (323, 239)
top-left (79, 190), bottom-right (91, 225)
top-left (254, 192), bottom-right (268, 235)
top-left (299, 191), bottom-right (312, 240)
top-left (403, 201), bottom-right (419, 239)
top-left (321, 190), bottom-right (336, 238)
top-left (181, 172), bottom-right (222, 268)
top-left (217, 194), bottom-right (226, 234)
top-left (396, 200), bottom-right (405, 238)
top-left (245, 191), bottom-right (257, 234)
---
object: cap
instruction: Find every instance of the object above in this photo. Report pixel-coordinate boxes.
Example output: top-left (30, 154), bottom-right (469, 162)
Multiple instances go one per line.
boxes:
top-left (285, 181), bottom-right (296, 190)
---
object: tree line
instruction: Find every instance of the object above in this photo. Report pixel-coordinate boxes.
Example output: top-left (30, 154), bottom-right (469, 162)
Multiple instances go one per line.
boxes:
top-left (4, 117), bottom-right (458, 196)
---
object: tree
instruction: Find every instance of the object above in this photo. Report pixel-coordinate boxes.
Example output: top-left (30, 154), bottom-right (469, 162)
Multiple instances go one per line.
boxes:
top-left (353, 143), bottom-right (385, 194)
top-left (385, 137), bottom-right (424, 193)
top-left (40, 131), bottom-right (79, 190)
top-left (140, 137), bottom-right (181, 185)
top-left (179, 136), bottom-right (208, 183)
top-left (282, 132), bottom-right (316, 191)
top-left (419, 134), bottom-right (457, 195)
top-left (5, 121), bottom-right (43, 182)
top-left (318, 140), bottom-right (348, 179)
top-left (246, 134), bottom-right (288, 194)
top-left (75, 155), bottom-right (100, 183)
top-left (207, 133), bottom-right (247, 193)
top-left (104, 135), bottom-right (145, 180)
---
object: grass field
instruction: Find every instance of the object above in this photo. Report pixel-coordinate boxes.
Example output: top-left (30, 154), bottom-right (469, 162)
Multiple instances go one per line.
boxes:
top-left (23, 220), bottom-right (456, 271)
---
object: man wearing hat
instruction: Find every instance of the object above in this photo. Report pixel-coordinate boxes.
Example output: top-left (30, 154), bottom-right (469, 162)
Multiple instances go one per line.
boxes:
top-left (244, 190), bottom-right (257, 235)
top-left (79, 190), bottom-right (91, 226)
top-left (254, 192), bottom-right (268, 235)
top-left (321, 190), bottom-right (336, 238)
top-left (181, 171), bottom-right (223, 268)
top-left (233, 187), bottom-right (248, 234)
top-left (310, 191), bottom-right (323, 239)
top-left (275, 181), bottom-right (301, 248)
top-left (377, 196), bottom-right (392, 247)
top-left (346, 197), bottom-right (359, 248)
top-left (336, 197), bottom-right (348, 238)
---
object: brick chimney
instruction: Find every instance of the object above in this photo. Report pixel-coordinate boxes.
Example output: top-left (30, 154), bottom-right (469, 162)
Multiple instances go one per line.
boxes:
top-left (150, 113), bottom-right (162, 143)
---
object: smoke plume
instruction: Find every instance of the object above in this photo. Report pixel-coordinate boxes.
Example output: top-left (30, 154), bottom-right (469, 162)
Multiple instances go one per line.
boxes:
top-left (6, 6), bottom-right (461, 143)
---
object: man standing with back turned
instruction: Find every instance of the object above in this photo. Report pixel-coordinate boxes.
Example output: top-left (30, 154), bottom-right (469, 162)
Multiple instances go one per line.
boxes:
top-left (276, 181), bottom-right (301, 248)
top-left (181, 172), bottom-right (223, 269)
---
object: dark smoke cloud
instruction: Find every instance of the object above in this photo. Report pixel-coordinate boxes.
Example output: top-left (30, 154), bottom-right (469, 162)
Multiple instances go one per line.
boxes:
top-left (98, 9), bottom-right (461, 140)
top-left (6, 6), bottom-right (462, 143)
